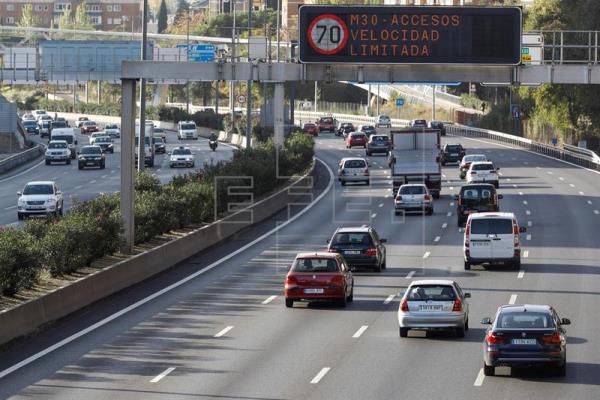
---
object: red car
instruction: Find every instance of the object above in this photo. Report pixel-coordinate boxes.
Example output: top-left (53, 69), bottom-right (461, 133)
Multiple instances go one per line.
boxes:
top-left (303, 123), bottom-right (318, 136)
top-left (317, 116), bottom-right (335, 133)
top-left (284, 252), bottom-right (354, 308)
top-left (346, 132), bottom-right (368, 149)
top-left (80, 121), bottom-right (98, 134)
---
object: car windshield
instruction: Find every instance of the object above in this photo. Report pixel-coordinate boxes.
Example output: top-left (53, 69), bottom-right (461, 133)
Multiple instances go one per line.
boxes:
top-left (23, 121), bottom-right (36, 126)
top-left (344, 159), bottom-right (366, 168)
top-left (51, 135), bottom-right (73, 144)
top-left (181, 124), bottom-right (196, 130)
top-left (497, 312), bottom-right (555, 329)
top-left (461, 187), bottom-right (494, 204)
top-left (379, 116), bottom-right (389, 120)
top-left (173, 148), bottom-right (192, 155)
top-left (431, 121), bottom-right (443, 127)
top-left (446, 145), bottom-right (461, 152)
top-left (465, 155), bottom-right (487, 163)
top-left (371, 136), bottom-right (389, 142)
top-left (342, 123), bottom-right (353, 128)
top-left (331, 232), bottom-right (372, 246)
top-left (400, 186), bottom-right (426, 195)
top-left (96, 137), bottom-right (111, 143)
top-left (153, 138), bottom-right (164, 144)
top-left (472, 163), bottom-right (494, 171)
top-left (81, 147), bottom-right (101, 155)
top-left (470, 218), bottom-right (513, 235)
top-left (154, 128), bottom-right (164, 133)
top-left (52, 122), bottom-right (66, 127)
top-left (41, 121), bottom-right (50, 127)
top-left (291, 258), bottom-right (339, 273)
top-left (84, 121), bottom-right (96, 126)
top-left (407, 285), bottom-right (456, 301)
top-left (105, 124), bottom-right (118, 129)
top-left (23, 184), bottom-right (53, 195)
top-left (362, 126), bottom-right (375, 131)
top-left (351, 133), bottom-right (366, 139)
top-left (413, 120), bottom-right (426, 125)
top-left (48, 142), bottom-right (67, 149)
top-left (320, 118), bottom-right (333, 124)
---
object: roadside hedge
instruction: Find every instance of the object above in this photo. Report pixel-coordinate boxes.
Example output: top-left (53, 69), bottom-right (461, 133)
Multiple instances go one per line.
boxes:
top-left (156, 106), bottom-right (224, 131)
top-left (0, 134), bottom-right (313, 298)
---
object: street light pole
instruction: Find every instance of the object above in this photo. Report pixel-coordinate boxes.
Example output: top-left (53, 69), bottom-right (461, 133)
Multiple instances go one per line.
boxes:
top-left (276, 0), bottom-right (281, 62)
top-left (137, 0), bottom-right (148, 171)
top-left (245, 0), bottom-right (252, 148)
top-left (186, 6), bottom-right (190, 115)
top-left (230, 1), bottom-right (236, 130)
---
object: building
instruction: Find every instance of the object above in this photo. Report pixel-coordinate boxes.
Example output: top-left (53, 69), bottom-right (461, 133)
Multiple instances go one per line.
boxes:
top-left (0, 0), bottom-right (143, 31)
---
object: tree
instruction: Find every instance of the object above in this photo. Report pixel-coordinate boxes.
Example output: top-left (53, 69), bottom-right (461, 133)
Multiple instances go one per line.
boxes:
top-left (18, 4), bottom-right (39, 28)
top-left (74, 4), bottom-right (93, 29)
top-left (176, 0), bottom-right (189, 14)
top-left (57, 8), bottom-right (72, 30)
top-left (157, 0), bottom-right (168, 33)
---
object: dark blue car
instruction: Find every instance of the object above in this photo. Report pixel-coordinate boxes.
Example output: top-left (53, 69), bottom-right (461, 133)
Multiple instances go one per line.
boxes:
top-left (23, 120), bottom-right (39, 134)
top-left (327, 226), bottom-right (387, 272)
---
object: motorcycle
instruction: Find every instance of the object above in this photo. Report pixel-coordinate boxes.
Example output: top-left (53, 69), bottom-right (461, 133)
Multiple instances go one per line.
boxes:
top-left (209, 139), bottom-right (218, 151)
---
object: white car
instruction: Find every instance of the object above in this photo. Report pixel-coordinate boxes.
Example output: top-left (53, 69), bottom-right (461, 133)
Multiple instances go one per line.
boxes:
top-left (466, 161), bottom-right (500, 188)
top-left (21, 113), bottom-right (36, 122)
top-left (375, 115), bottom-right (392, 128)
top-left (398, 280), bottom-right (470, 338)
top-left (463, 212), bottom-right (526, 270)
top-left (169, 146), bottom-right (195, 168)
top-left (338, 157), bottom-right (369, 185)
top-left (153, 127), bottom-right (167, 142)
top-left (17, 181), bottom-right (64, 220)
top-left (104, 123), bottom-right (121, 138)
top-left (33, 109), bottom-right (48, 120)
top-left (178, 121), bottom-right (198, 140)
top-left (90, 132), bottom-right (107, 145)
top-left (394, 184), bottom-right (433, 215)
top-left (45, 140), bottom-right (71, 165)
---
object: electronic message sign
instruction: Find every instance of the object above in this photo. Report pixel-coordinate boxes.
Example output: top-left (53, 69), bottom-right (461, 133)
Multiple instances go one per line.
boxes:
top-left (299, 6), bottom-right (522, 65)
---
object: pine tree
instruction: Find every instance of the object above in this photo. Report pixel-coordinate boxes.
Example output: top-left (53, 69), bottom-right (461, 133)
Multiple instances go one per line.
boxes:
top-left (157, 0), bottom-right (168, 33)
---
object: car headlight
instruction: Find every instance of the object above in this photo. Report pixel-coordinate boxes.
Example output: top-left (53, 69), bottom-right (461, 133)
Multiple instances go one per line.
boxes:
top-left (18, 199), bottom-right (25, 206)
top-left (46, 199), bottom-right (55, 204)
top-left (79, 156), bottom-right (85, 160)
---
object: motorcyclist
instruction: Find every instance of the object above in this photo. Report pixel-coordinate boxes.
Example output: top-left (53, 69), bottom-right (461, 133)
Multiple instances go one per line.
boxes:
top-left (209, 132), bottom-right (218, 150)
top-left (209, 132), bottom-right (218, 142)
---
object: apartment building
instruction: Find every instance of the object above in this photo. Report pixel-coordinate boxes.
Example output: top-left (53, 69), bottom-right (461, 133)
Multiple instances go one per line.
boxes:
top-left (0, 0), bottom-right (142, 31)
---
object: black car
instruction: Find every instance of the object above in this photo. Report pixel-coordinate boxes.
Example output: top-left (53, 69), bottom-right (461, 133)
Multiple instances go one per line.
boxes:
top-left (78, 145), bottom-right (105, 170)
top-left (482, 305), bottom-right (570, 377)
top-left (455, 184), bottom-right (502, 226)
top-left (337, 122), bottom-right (355, 137)
top-left (360, 125), bottom-right (377, 137)
top-left (411, 119), bottom-right (428, 128)
top-left (94, 137), bottom-right (114, 153)
top-left (441, 144), bottom-right (466, 165)
top-left (22, 120), bottom-right (39, 134)
top-left (327, 226), bottom-right (387, 272)
top-left (153, 137), bottom-right (166, 154)
top-left (430, 121), bottom-right (446, 136)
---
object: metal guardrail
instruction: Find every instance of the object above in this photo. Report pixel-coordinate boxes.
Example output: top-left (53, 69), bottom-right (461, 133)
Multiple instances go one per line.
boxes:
top-left (447, 124), bottom-right (600, 171)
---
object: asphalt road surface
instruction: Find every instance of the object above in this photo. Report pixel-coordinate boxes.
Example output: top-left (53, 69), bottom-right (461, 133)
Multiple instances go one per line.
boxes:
top-left (0, 131), bottom-right (599, 399)
top-left (0, 128), bottom-right (234, 227)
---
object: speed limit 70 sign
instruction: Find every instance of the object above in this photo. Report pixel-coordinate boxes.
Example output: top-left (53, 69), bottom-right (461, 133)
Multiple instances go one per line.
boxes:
top-left (307, 14), bottom-right (348, 55)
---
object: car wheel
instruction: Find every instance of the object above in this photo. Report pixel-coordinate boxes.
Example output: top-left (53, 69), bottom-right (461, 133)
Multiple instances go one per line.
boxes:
top-left (399, 327), bottom-right (408, 338)
top-left (365, 180), bottom-right (370, 185)
top-left (45, 160), bottom-right (50, 165)
top-left (464, 261), bottom-right (471, 270)
top-left (366, 151), bottom-right (371, 156)
top-left (339, 293), bottom-right (348, 308)
top-left (381, 259), bottom-right (386, 269)
top-left (78, 164), bottom-right (83, 170)
top-left (494, 181), bottom-right (499, 188)
top-left (66, 159), bottom-right (71, 165)
top-left (483, 363), bottom-right (495, 376)
top-left (341, 181), bottom-right (346, 186)
top-left (513, 259), bottom-right (521, 270)
top-left (465, 319), bottom-right (469, 331)
top-left (441, 161), bottom-right (446, 166)
top-left (17, 212), bottom-right (23, 221)
top-left (347, 284), bottom-right (354, 303)
top-left (285, 298), bottom-right (294, 308)
top-left (426, 208), bottom-right (433, 215)
top-left (101, 163), bottom-right (105, 169)
top-left (456, 325), bottom-right (465, 338)
top-left (555, 362), bottom-right (566, 377)
top-left (432, 192), bottom-right (440, 199)
top-left (457, 218), bottom-right (464, 227)
top-left (374, 262), bottom-right (382, 273)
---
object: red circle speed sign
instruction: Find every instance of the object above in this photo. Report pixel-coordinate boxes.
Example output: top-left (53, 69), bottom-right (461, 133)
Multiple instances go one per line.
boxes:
top-left (307, 14), bottom-right (348, 55)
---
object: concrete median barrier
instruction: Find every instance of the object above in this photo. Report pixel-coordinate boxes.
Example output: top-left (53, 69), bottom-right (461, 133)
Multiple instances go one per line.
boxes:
top-left (0, 163), bottom-right (316, 346)
top-left (0, 144), bottom-right (45, 175)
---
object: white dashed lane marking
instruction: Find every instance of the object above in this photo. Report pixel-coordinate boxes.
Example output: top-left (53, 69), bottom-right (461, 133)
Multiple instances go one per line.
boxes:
top-left (473, 369), bottom-right (485, 387)
top-left (423, 252), bottom-right (431, 259)
top-left (434, 236), bottom-right (441, 242)
top-left (262, 295), bottom-right (277, 305)
top-left (383, 294), bottom-right (395, 304)
top-left (150, 367), bottom-right (176, 383)
top-left (442, 223), bottom-right (448, 229)
top-left (311, 368), bottom-right (331, 384)
top-left (352, 325), bottom-right (369, 338)
top-left (509, 294), bottom-right (518, 305)
top-left (406, 270), bottom-right (416, 279)
top-left (518, 271), bottom-right (525, 279)
top-left (214, 326), bottom-right (234, 338)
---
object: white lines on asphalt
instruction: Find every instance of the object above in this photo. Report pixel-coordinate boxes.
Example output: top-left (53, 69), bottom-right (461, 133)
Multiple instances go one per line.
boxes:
top-left (527, 221), bottom-right (533, 227)
top-left (498, 172), bottom-right (503, 176)
top-left (434, 236), bottom-right (441, 242)
top-left (595, 210), bottom-right (600, 215)
top-left (4, 205), bottom-right (16, 210)
top-left (547, 171), bottom-right (554, 175)
top-left (262, 295), bottom-right (277, 305)
top-left (150, 367), bottom-right (176, 383)
top-left (523, 250), bottom-right (530, 258)
top-left (90, 180), bottom-right (97, 184)
top-left (506, 178), bottom-right (511, 182)
top-left (509, 294), bottom-right (518, 305)
top-left (75, 185), bottom-right (83, 189)
top-left (513, 184), bottom-right (518, 188)
top-left (384, 294), bottom-right (395, 304)
top-left (385, 194), bottom-right (392, 198)
top-left (446, 212), bottom-right (452, 217)
top-left (51, 176), bottom-right (58, 180)
top-left (449, 186), bottom-right (454, 191)
top-left (559, 177), bottom-right (565, 181)
top-left (458, 228), bottom-right (463, 233)
top-left (569, 183), bottom-right (575, 188)
top-left (310, 367), bottom-right (331, 384)
top-left (361, 224), bottom-right (368, 228)
top-left (523, 161), bottom-right (529, 165)
top-left (406, 270), bottom-right (416, 279)
top-left (101, 175), bottom-right (107, 179)
top-left (518, 191), bottom-right (524, 196)
top-left (379, 203), bottom-right (384, 208)
top-left (0, 159), bottom-right (45, 183)
top-left (423, 251), bottom-right (431, 259)
top-left (579, 191), bottom-right (585, 196)
top-left (518, 270), bottom-right (525, 279)
top-left (450, 202), bottom-right (455, 207)
top-left (442, 174), bottom-right (447, 178)
top-left (352, 326), bottom-right (369, 338)
top-left (442, 223), bottom-right (448, 229)
top-left (110, 170), bottom-right (116, 174)
top-left (523, 200), bottom-right (528, 205)
top-left (473, 369), bottom-right (485, 387)
top-left (526, 210), bottom-right (531, 215)
top-left (63, 171), bottom-right (68, 175)
top-left (214, 326), bottom-right (234, 338)
top-left (587, 200), bottom-right (593, 205)
top-left (371, 213), bottom-right (377, 218)
top-left (526, 234), bottom-right (531, 241)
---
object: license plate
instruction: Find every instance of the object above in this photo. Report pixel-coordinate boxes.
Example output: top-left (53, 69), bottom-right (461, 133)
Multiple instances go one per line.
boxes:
top-left (419, 305), bottom-right (443, 311)
top-left (512, 338), bottom-right (536, 345)
top-left (29, 206), bottom-right (44, 209)
top-left (304, 288), bottom-right (324, 294)
top-left (451, 153), bottom-right (458, 156)
top-left (345, 250), bottom-right (361, 255)
top-left (472, 241), bottom-right (490, 246)
top-left (86, 162), bottom-right (94, 166)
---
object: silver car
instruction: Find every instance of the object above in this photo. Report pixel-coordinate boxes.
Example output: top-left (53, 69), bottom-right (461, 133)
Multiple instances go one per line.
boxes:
top-left (338, 157), bottom-right (370, 186)
top-left (394, 184), bottom-right (433, 215)
top-left (366, 134), bottom-right (391, 156)
top-left (398, 280), bottom-right (470, 337)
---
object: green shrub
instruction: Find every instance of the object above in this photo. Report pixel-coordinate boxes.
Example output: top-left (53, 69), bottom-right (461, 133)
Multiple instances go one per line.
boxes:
top-left (0, 228), bottom-right (41, 296)
top-left (72, 194), bottom-right (121, 259)
top-left (135, 171), bottom-right (161, 193)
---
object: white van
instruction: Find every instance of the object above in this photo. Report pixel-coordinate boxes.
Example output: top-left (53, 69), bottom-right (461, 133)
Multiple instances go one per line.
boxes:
top-left (50, 128), bottom-right (78, 159)
top-left (178, 121), bottom-right (198, 140)
top-left (463, 212), bottom-right (526, 270)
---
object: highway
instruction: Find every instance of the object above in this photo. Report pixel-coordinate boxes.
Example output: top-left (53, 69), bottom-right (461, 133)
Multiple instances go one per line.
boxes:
top-left (0, 131), bottom-right (599, 399)
top-left (0, 127), bottom-right (234, 227)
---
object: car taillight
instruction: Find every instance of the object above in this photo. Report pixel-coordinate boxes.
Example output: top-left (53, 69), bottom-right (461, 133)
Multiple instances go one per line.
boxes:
top-left (485, 332), bottom-right (506, 345)
top-left (365, 248), bottom-right (377, 256)
top-left (400, 299), bottom-right (409, 312)
top-left (395, 195), bottom-right (402, 201)
top-left (452, 299), bottom-right (462, 312)
top-left (424, 194), bottom-right (432, 201)
top-left (542, 332), bottom-right (562, 345)
top-left (364, 168), bottom-right (369, 176)
top-left (513, 221), bottom-right (520, 246)
top-left (330, 275), bottom-right (344, 287)
top-left (471, 171), bottom-right (477, 175)
top-left (458, 197), bottom-right (463, 206)
top-left (285, 275), bottom-right (298, 289)
top-left (328, 248), bottom-right (338, 253)
top-left (489, 170), bottom-right (497, 174)
top-left (464, 223), bottom-right (470, 248)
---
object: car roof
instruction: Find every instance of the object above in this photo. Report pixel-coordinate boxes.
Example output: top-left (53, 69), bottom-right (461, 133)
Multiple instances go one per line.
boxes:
top-left (409, 279), bottom-right (457, 286)
top-left (461, 183), bottom-right (495, 189)
top-left (469, 212), bottom-right (515, 219)
top-left (49, 140), bottom-right (67, 144)
top-left (335, 226), bottom-right (371, 233)
top-left (400, 183), bottom-right (427, 187)
top-left (470, 161), bottom-right (493, 166)
top-left (26, 181), bottom-right (54, 185)
top-left (81, 145), bottom-right (101, 149)
top-left (463, 154), bottom-right (487, 159)
top-left (498, 304), bottom-right (552, 313)
top-left (341, 157), bottom-right (367, 162)
top-left (296, 252), bottom-right (338, 259)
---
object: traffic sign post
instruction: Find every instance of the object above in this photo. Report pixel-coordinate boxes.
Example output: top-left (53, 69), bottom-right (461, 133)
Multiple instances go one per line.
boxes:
top-left (177, 44), bottom-right (216, 62)
top-left (395, 98), bottom-right (405, 107)
top-left (237, 95), bottom-right (246, 104)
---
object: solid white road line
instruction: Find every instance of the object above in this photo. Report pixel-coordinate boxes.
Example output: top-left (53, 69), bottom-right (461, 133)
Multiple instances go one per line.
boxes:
top-left (4, 205), bottom-right (17, 210)
top-left (352, 325), bottom-right (369, 338)
top-left (447, 212), bottom-right (452, 217)
top-left (371, 213), bottom-right (377, 218)
top-left (473, 369), bottom-right (485, 387)
top-left (262, 295), bottom-right (277, 305)
top-left (423, 251), bottom-right (431, 259)
top-left (528, 221), bottom-right (533, 227)
top-left (150, 367), bottom-right (176, 383)
top-left (523, 250), bottom-right (530, 258)
top-left (518, 271), bottom-right (525, 279)
top-left (526, 234), bottom-right (531, 241)
top-left (406, 270), bottom-right (416, 279)
top-left (0, 158), bottom-right (336, 381)
top-left (509, 294), bottom-right (518, 305)
top-left (214, 326), bottom-right (234, 338)
top-left (526, 210), bottom-right (531, 215)
top-left (311, 367), bottom-right (331, 384)
top-left (434, 236), bottom-right (441, 242)
top-left (384, 294), bottom-right (395, 304)
top-left (379, 203), bottom-right (384, 208)
top-left (0, 158), bottom-right (45, 183)
top-left (442, 223), bottom-right (448, 229)
top-left (595, 210), bottom-right (600, 215)
top-left (569, 183), bottom-right (575, 188)
top-left (523, 200), bottom-right (528, 205)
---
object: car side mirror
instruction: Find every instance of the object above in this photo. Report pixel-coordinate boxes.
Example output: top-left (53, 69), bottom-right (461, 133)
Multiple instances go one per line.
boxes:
top-left (561, 318), bottom-right (571, 325)
top-left (519, 226), bottom-right (527, 233)
top-left (326, 238), bottom-right (330, 244)
top-left (498, 194), bottom-right (504, 199)
top-left (481, 317), bottom-right (492, 325)
top-left (464, 293), bottom-right (471, 298)
top-left (380, 238), bottom-right (387, 243)
top-left (17, 191), bottom-right (22, 196)
top-left (496, 167), bottom-right (500, 170)
top-left (56, 190), bottom-right (62, 195)
top-left (453, 194), bottom-right (459, 200)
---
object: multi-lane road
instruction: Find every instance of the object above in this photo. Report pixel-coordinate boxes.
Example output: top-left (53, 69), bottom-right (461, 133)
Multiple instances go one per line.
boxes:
top-left (0, 127), bottom-right (234, 227)
top-left (0, 131), bottom-right (599, 399)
